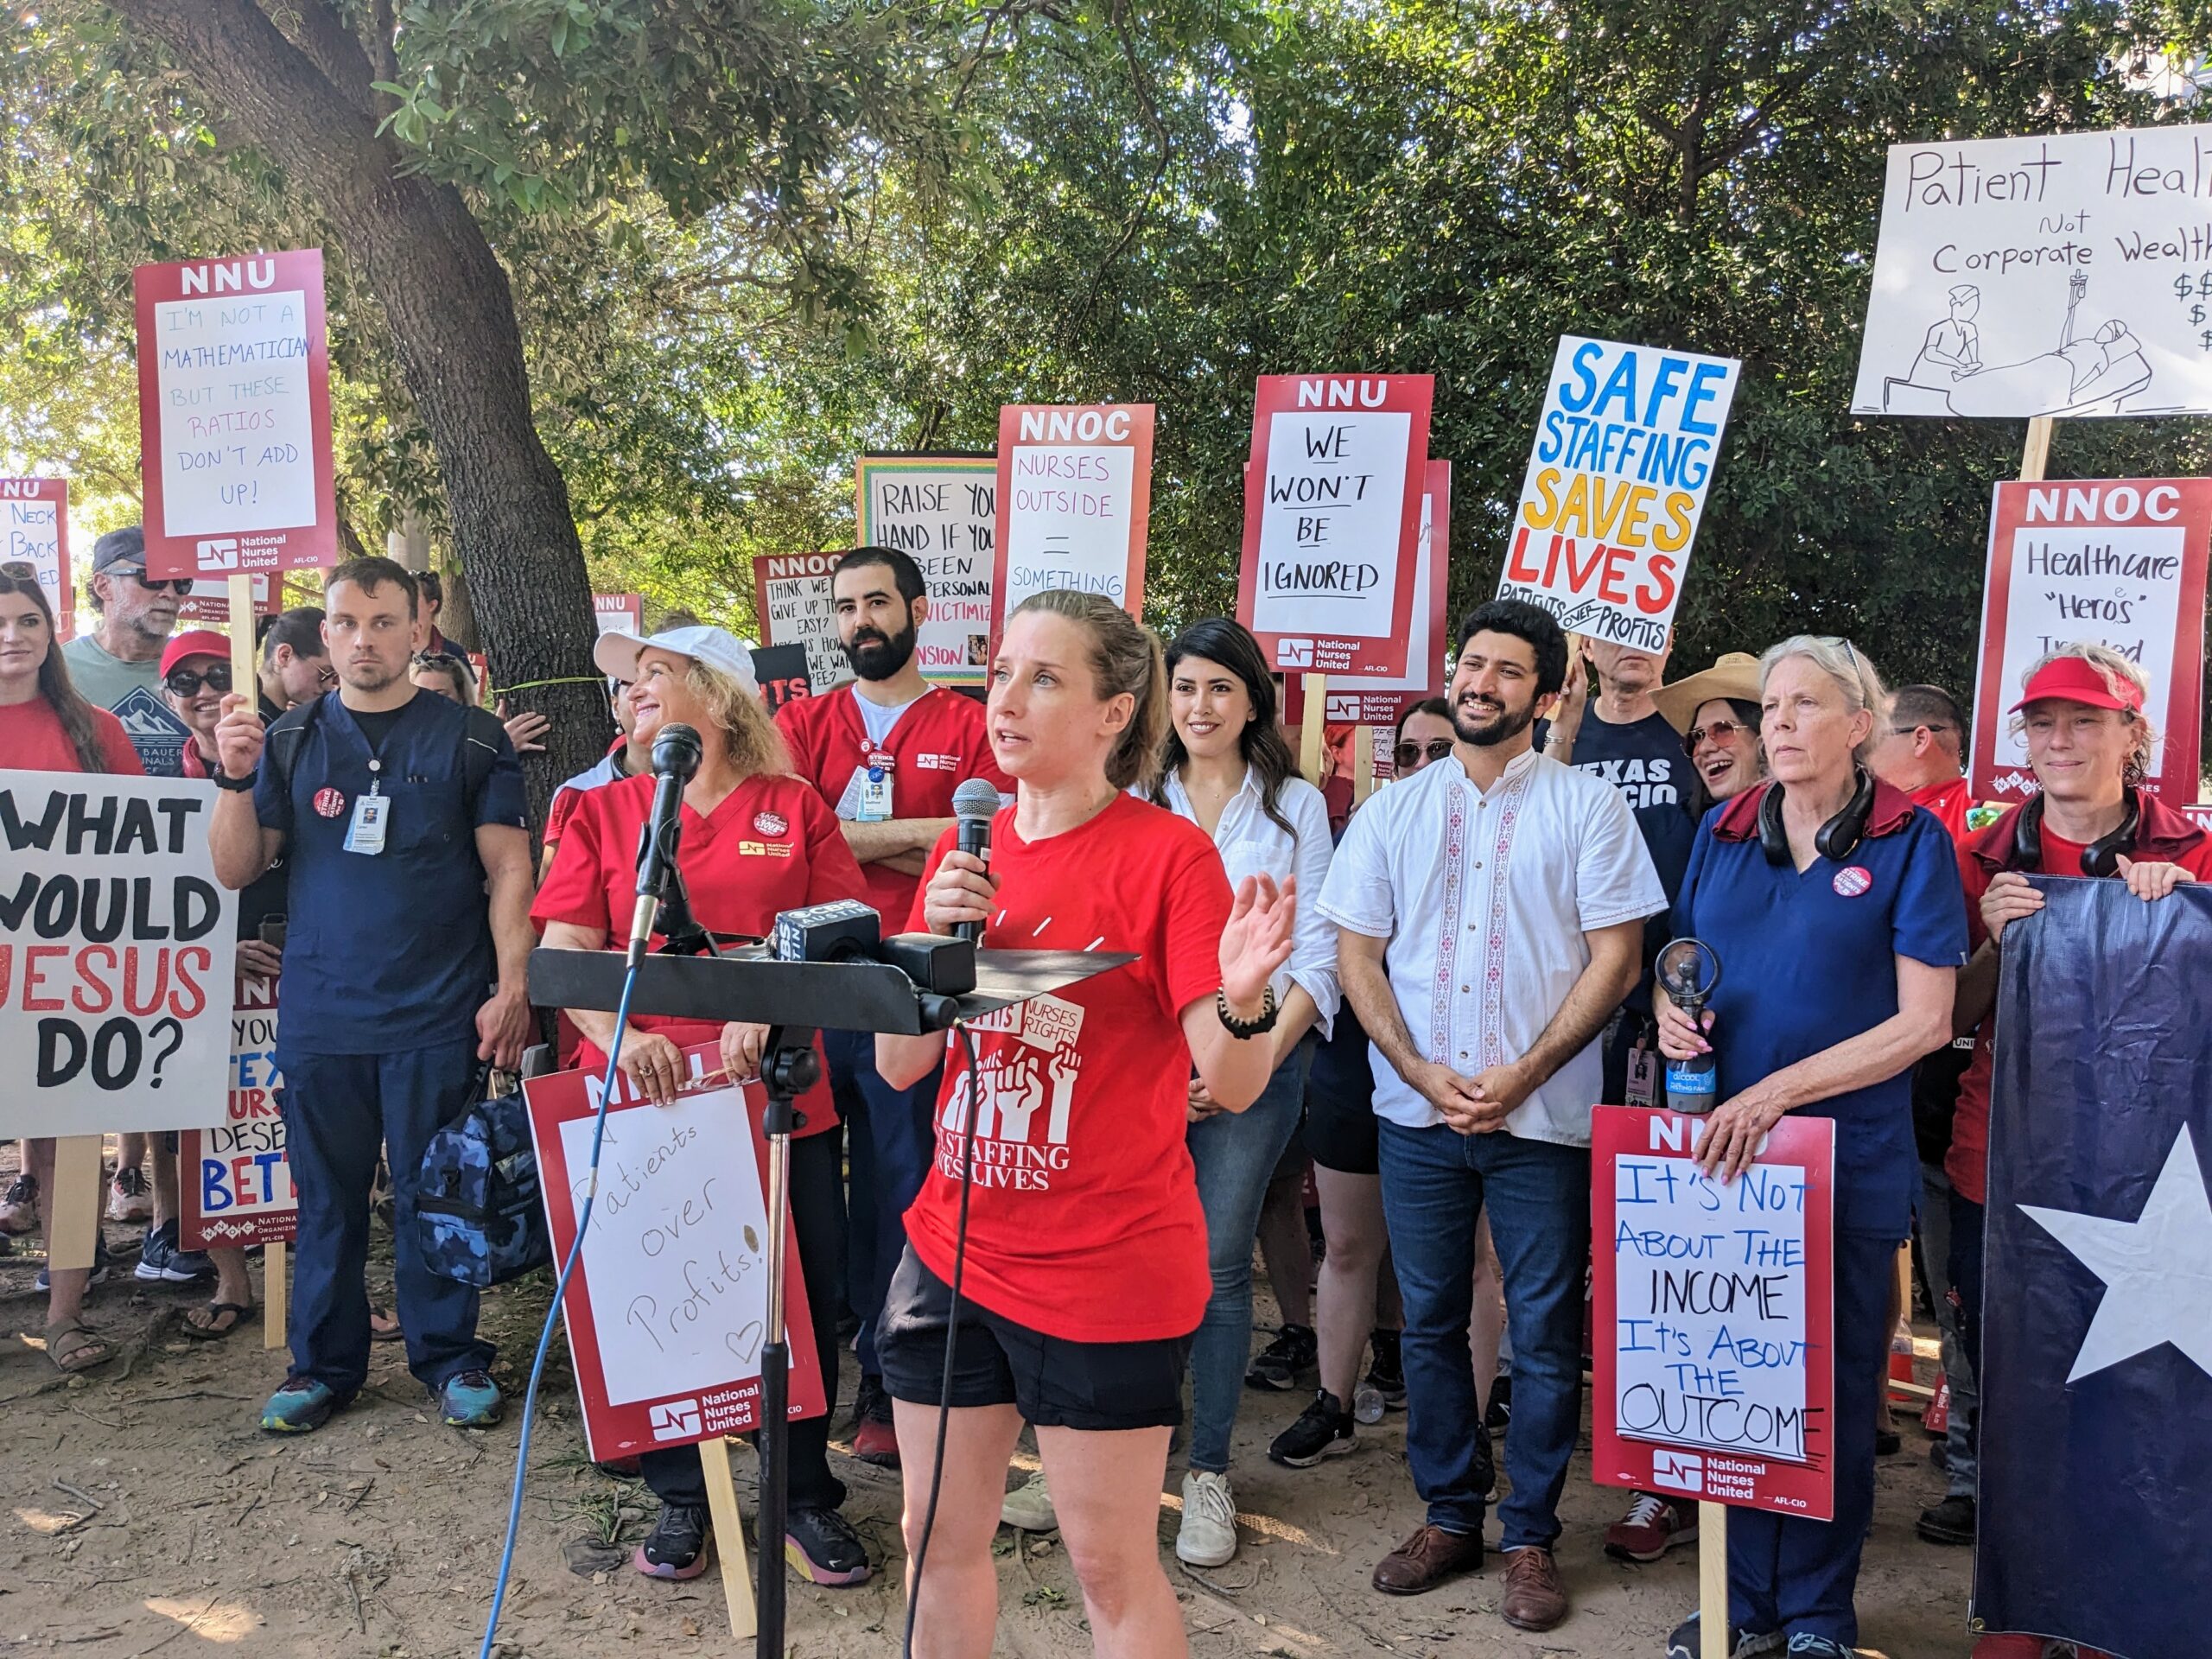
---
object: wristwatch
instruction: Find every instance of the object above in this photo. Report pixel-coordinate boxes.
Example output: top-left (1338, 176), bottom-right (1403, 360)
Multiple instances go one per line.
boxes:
top-left (213, 769), bottom-right (257, 793)
top-left (1216, 983), bottom-right (1280, 1039)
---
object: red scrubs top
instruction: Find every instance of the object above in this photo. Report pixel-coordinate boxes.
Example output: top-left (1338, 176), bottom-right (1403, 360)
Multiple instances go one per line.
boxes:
top-left (532, 769), bottom-right (868, 1138)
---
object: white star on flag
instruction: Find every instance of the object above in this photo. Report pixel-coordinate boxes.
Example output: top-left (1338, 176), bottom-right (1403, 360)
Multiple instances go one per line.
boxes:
top-left (2020, 1124), bottom-right (2212, 1384)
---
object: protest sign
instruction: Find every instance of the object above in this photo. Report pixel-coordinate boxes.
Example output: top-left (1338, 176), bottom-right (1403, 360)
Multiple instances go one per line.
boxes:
top-left (133, 250), bottom-right (340, 580)
top-left (181, 974), bottom-right (294, 1250)
top-left (524, 1044), bottom-right (829, 1461)
top-left (1, 479), bottom-right (70, 639)
top-left (0, 772), bottom-right (237, 1136)
top-left (593, 593), bottom-right (645, 637)
top-left (1592, 1106), bottom-right (1836, 1520)
top-left (992, 404), bottom-right (1154, 622)
top-left (1237, 376), bottom-right (1431, 678)
top-left (1854, 126), bottom-right (2212, 419)
top-left (750, 642), bottom-right (810, 714)
top-left (855, 454), bottom-right (996, 682)
top-left (750, 552), bottom-right (849, 692)
top-left (1282, 461), bottom-right (1452, 739)
top-left (175, 573), bottom-right (276, 625)
top-left (1969, 479), bottom-right (2212, 804)
top-left (1497, 336), bottom-right (1738, 653)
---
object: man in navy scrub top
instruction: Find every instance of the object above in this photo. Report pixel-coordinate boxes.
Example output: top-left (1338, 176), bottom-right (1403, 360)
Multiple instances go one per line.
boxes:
top-left (207, 556), bottom-right (536, 1436)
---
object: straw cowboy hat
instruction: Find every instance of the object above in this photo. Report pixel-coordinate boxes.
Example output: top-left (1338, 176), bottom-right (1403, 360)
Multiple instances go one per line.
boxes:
top-left (1650, 652), bottom-right (1763, 735)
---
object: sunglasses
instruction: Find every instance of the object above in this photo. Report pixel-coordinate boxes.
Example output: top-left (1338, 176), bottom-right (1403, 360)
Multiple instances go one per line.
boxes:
top-left (1684, 718), bottom-right (1753, 753)
top-left (164, 664), bottom-right (233, 696)
top-left (1394, 737), bottom-right (1455, 769)
top-left (1, 559), bottom-right (36, 581)
top-left (120, 571), bottom-right (195, 594)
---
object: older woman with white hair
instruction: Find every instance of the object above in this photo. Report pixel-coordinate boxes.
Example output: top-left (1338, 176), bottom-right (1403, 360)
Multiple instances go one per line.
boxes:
top-left (1655, 635), bottom-right (1967, 1659)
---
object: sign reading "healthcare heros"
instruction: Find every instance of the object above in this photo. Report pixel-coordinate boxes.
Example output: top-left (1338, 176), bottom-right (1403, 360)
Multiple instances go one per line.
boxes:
top-left (1497, 336), bottom-right (1738, 653)
top-left (1969, 478), bottom-right (2212, 804)
top-left (1236, 374), bottom-right (1432, 679)
top-left (992, 403), bottom-right (1154, 624)
top-left (1592, 1106), bottom-right (1837, 1521)
top-left (0, 772), bottom-right (237, 1137)
top-left (132, 250), bottom-right (340, 582)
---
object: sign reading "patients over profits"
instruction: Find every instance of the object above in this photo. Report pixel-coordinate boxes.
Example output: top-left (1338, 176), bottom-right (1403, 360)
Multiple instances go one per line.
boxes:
top-left (1497, 336), bottom-right (1738, 652)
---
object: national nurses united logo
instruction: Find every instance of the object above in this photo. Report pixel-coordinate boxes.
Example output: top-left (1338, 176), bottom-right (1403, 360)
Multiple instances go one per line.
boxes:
top-left (753, 810), bottom-right (787, 837)
top-left (1833, 866), bottom-right (1872, 898)
top-left (314, 787), bottom-right (347, 818)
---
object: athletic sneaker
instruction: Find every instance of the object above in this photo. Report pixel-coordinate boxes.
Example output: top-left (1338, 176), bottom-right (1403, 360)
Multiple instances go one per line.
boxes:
top-left (1666, 1613), bottom-right (1785, 1659)
top-left (0, 1172), bottom-right (40, 1236)
top-left (849, 1375), bottom-right (899, 1467)
top-left (635, 1502), bottom-right (710, 1580)
top-left (1244, 1323), bottom-right (1316, 1391)
top-left (1784, 1637), bottom-right (1854, 1658)
top-left (785, 1505), bottom-right (872, 1586)
top-left (1605, 1491), bottom-right (1698, 1561)
top-left (1355, 1328), bottom-right (1406, 1422)
top-left (261, 1376), bottom-right (346, 1433)
top-left (34, 1232), bottom-right (113, 1294)
top-left (107, 1166), bottom-right (153, 1224)
top-left (1000, 1470), bottom-right (1058, 1531)
top-left (1270, 1390), bottom-right (1357, 1467)
top-left (1176, 1470), bottom-right (1239, 1567)
top-left (136, 1219), bottom-right (214, 1283)
top-left (437, 1369), bottom-right (505, 1427)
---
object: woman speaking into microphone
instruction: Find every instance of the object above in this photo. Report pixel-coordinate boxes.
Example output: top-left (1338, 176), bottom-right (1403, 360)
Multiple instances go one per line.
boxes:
top-left (1655, 636), bottom-right (1965, 1659)
top-left (533, 624), bottom-right (874, 1588)
top-left (874, 590), bottom-right (1296, 1658)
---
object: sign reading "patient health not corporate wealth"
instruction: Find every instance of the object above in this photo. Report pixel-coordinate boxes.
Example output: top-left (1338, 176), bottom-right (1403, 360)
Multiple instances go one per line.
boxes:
top-left (1591, 1106), bottom-right (1836, 1521)
top-left (1497, 336), bottom-right (1738, 654)
top-left (132, 249), bottom-right (340, 582)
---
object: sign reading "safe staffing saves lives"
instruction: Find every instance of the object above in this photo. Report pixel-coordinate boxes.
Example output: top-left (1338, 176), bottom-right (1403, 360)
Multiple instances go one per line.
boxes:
top-left (1497, 336), bottom-right (1738, 652)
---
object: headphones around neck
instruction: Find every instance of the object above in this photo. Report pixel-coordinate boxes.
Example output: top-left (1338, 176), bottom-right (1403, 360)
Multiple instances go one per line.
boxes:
top-left (1758, 768), bottom-right (1878, 866)
top-left (2010, 788), bottom-right (2140, 878)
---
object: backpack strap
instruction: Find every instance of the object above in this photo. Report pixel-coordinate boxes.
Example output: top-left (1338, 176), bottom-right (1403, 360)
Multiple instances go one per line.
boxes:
top-left (262, 697), bottom-right (323, 814)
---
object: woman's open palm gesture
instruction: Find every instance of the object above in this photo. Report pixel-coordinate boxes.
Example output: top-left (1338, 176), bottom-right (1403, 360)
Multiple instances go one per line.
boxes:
top-left (1219, 873), bottom-right (1296, 1012)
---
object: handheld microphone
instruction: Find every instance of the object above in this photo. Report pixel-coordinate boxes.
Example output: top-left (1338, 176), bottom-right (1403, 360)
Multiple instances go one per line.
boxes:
top-left (950, 779), bottom-right (1001, 945)
top-left (628, 723), bottom-right (703, 967)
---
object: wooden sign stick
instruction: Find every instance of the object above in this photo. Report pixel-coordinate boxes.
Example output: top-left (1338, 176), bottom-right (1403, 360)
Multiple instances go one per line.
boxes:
top-left (1351, 722), bottom-right (1376, 804)
top-left (1298, 673), bottom-right (1327, 781)
top-left (1699, 1501), bottom-right (1729, 1659)
top-left (2020, 414), bottom-right (2055, 484)
top-left (224, 573), bottom-right (289, 1353)
top-left (697, 1434), bottom-right (758, 1640)
top-left (47, 1135), bottom-right (101, 1273)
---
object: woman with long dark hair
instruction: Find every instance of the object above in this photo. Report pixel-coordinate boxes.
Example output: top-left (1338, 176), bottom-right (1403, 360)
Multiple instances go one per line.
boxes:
top-left (1139, 618), bottom-right (1336, 1566)
top-left (0, 564), bottom-right (143, 1371)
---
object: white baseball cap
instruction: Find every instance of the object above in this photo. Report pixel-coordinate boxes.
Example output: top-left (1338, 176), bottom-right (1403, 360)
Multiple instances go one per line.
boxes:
top-left (594, 625), bottom-right (760, 694)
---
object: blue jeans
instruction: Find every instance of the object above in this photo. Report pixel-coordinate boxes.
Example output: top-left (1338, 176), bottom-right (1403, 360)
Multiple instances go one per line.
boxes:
top-left (1376, 1119), bottom-right (1588, 1547)
top-left (1728, 1225), bottom-right (1894, 1647)
top-left (1185, 1039), bottom-right (1313, 1474)
top-left (824, 1028), bottom-right (944, 1378)
top-left (277, 1035), bottom-right (492, 1396)
top-left (1917, 1161), bottom-right (1977, 1497)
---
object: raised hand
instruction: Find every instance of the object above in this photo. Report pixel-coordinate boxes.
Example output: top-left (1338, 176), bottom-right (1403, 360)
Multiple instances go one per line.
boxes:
top-left (1218, 873), bottom-right (1295, 1014)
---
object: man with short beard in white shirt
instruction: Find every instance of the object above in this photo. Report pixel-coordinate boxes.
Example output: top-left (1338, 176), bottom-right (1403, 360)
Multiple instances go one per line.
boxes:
top-left (1318, 598), bottom-right (1666, 1634)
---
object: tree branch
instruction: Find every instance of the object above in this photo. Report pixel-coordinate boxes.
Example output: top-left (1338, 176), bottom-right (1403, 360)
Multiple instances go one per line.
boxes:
top-left (251, 0), bottom-right (376, 120)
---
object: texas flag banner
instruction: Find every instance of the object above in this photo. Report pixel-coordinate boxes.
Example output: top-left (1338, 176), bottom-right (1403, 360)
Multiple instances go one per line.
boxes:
top-left (1979, 878), bottom-right (2212, 1659)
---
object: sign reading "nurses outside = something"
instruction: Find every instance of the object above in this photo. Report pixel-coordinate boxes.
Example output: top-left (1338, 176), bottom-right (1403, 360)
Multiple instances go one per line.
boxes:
top-left (1591, 1106), bottom-right (1836, 1520)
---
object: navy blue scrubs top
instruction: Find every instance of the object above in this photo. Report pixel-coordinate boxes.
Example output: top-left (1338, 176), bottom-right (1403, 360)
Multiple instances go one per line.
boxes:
top-left (1672, 782), bottom-right (1967, 1238)
top-left (254, 689), bottom-right (526, 1056)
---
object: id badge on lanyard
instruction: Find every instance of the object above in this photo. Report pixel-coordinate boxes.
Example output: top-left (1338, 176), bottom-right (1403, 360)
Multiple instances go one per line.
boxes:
top-left (343, 757), bottom-right (390, 855)
top-left (858, 752), bottom-right (895, 823)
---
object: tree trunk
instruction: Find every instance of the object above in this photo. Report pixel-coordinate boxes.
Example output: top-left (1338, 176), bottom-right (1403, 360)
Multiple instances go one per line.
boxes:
top-left (105, 0), bottom-right (608, 822)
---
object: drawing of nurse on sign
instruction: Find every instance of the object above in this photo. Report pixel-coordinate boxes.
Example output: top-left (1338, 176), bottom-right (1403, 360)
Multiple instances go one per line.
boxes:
top-left (1909, 283), bottom-right (1985, 384)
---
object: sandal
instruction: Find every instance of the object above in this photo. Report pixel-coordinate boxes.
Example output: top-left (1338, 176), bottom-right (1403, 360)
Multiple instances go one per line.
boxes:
top-left (44, 1319), bottom-right (115, 1374)
top-left (181, 1301), bottom-right (255, 1341)
top-left (369, 1306), bottom-right (403, 1343)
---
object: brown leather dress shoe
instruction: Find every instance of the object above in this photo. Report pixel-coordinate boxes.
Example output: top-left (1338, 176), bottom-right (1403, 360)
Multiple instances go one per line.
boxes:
top-left (1499, 1545), bottom-right (1568, 1630)
top-left (1371, 1523), bottom-right (1484, 1594)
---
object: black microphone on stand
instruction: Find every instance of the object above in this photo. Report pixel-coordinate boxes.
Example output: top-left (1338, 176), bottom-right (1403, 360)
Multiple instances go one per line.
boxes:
top-left (950, 778), bottom-right (1001, 944)
top-left (627, 722), bottom-right (702, 969)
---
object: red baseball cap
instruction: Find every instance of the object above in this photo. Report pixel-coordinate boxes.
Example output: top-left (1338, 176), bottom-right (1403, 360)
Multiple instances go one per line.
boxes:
top-left (159, 629), bottom-right (233, 679)
top-left (2009, 654), bottom-right (2145, 715)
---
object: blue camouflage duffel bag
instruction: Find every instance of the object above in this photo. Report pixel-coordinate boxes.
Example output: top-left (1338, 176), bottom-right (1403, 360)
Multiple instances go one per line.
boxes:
top-left (416, 1080), bottom-right (550, 1287)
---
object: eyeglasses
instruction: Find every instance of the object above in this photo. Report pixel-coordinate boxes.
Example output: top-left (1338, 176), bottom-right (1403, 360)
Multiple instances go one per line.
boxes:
top-left (1394, 738), bottom-right (1454, 769)
top-left (164, 664), bottom-right (233, 696)
top-left (1683, 719), bottom-right (1753, 753)
top-left (313, 661), bottom-right (339, 687)
top-left (123, 571), bottom-right (195, 595)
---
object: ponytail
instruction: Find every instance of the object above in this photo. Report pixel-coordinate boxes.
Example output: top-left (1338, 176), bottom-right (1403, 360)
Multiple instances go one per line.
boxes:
top-left (1007, 590), bottom-right (1167, 791)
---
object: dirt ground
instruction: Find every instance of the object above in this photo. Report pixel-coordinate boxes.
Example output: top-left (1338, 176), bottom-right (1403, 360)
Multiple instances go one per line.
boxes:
top-left (0, 1169), bottom-right (1976, 1659)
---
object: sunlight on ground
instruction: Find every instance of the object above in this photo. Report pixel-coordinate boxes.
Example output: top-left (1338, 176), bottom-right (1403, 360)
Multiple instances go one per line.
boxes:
top-left (143, 1597), bottom-right (259, 1643)
top-left (12, 1507), bottom-right (79, 1535)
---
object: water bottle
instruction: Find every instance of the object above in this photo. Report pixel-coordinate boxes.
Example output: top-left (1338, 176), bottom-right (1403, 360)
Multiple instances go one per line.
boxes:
top-left (1656, 938), bottom-right (1721, 1114)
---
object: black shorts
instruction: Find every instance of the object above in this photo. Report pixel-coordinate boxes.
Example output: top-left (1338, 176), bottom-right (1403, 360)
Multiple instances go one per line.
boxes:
top-left (876, 1248), bottom-right (1192, 1431)
top-left (1304, 1071), bottom-right (1378, 1174)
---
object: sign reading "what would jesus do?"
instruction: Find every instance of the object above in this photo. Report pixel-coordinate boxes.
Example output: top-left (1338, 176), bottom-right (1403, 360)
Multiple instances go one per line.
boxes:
top-left (1498, 337), bottom-right (1739, 652)
top-left (1592, 1106), bottom-right (1836, 1520)
top-left (1237, 374), bottom-right (1433, 679)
